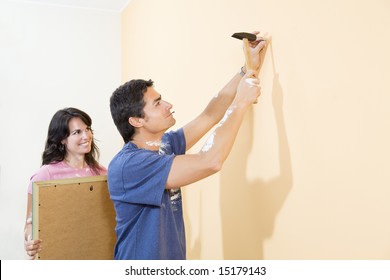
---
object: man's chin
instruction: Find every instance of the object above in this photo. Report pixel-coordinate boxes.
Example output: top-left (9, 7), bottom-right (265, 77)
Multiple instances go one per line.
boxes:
top-left (166, 119), bottom-right (176, 130)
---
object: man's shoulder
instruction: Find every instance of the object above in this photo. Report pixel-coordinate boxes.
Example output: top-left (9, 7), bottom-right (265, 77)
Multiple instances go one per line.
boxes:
top-left (109, 143), bottom-right (159, 170)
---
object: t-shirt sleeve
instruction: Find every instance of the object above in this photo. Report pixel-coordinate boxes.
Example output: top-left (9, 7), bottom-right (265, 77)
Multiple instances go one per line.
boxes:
top-left (162, 128), bottom-right (186, 155)
top-left (120, 151), bottom-right (174, 207)
top-left (108, 129), bottom-right (185, 207)
top-left (27, 166), bottom-right (51, 194)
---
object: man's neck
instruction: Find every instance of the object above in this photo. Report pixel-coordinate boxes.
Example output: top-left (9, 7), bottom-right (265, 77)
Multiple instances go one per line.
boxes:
top-left (131, 135), bottom-right (164, 151)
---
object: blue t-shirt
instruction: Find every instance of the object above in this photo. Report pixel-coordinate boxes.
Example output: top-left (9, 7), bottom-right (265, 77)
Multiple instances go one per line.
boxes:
top-left (107, 129), bottom-right (186, 260)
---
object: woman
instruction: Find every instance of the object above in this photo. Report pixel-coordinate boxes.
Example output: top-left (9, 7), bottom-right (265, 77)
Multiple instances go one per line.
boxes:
top-left (24, 107), bottom-right (107, 259)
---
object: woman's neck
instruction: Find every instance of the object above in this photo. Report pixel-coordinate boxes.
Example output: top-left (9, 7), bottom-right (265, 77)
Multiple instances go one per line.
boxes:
top-left (64, 156), bottom-right (86, 169)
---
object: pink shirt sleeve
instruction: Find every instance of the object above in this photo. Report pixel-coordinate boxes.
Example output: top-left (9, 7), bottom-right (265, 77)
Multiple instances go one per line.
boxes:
top-left (27, 166), bottom-right (52, 194)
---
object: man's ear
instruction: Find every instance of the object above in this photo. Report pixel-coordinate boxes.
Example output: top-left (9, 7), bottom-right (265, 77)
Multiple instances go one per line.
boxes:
top-left (128, 117), bottom-right (143, 128)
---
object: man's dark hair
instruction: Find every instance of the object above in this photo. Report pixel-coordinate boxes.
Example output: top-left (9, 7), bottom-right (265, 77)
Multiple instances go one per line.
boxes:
top-left (110, 79), bottom-right (154, 143)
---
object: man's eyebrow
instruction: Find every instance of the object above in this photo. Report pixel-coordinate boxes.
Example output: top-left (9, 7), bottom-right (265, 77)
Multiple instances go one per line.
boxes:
top-left (153, 95), bottom-right (162, 105)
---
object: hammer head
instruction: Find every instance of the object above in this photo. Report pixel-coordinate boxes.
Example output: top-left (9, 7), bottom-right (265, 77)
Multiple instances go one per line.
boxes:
top-left (232, 32), bottom-right (257, 41)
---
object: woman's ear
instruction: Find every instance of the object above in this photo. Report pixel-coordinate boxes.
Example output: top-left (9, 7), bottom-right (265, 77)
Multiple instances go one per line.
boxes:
top-left (128, 117), bottom-right (143, 128)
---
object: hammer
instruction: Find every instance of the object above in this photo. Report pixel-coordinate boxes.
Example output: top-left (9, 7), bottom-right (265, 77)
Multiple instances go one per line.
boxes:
top-left (232, 32), bottom-right (262, 103)
top-left (231, 32), bottom-right (259, 72)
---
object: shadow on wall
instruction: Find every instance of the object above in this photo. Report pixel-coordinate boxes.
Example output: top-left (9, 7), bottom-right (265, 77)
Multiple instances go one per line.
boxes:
top-left (219, 67), bottom-right (293, 259)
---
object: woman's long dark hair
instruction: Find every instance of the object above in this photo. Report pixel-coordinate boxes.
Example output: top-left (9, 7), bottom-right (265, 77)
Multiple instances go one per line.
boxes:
top-left (42, 107), bottom-right (101, 174)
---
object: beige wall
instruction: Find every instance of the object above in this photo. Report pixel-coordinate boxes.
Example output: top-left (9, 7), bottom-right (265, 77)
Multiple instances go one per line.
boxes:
top-left (122, 0), bottom-right (390, 259)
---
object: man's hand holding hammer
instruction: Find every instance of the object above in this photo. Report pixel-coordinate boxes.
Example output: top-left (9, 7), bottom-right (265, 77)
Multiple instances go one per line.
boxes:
top-left (180, 30), bottom-right (268, 153)
top-left (233, 31), bottom-right (267, 78)
top-left (232, 31), bottom-right (267, 104)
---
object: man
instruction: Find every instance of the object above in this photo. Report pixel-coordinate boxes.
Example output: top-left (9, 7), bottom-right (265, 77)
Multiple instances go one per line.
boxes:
top-left (108, 32), bottom-right (266, 259)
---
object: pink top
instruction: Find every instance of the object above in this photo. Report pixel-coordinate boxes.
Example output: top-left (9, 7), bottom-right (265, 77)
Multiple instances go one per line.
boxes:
top-left (27, 161), bottom-right (107, 194)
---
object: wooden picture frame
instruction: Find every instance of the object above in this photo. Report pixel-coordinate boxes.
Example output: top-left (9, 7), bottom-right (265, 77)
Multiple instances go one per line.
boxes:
top-left (32, 175), bottom-right (116, 259)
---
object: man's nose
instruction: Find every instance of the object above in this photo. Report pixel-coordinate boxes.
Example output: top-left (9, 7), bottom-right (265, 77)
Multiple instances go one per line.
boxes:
top-left (164, 101), bottom-right (173, 110)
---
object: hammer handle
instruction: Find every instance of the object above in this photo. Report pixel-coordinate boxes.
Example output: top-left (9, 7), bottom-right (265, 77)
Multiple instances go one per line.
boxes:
top-left (243, 38), bottom-right (258, 104)
top-left (243, 38), bottom-right (253, 71)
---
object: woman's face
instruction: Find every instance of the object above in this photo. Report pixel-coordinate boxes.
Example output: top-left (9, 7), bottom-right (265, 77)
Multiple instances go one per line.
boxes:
top-left (61, 117), bottom-right (93, 159)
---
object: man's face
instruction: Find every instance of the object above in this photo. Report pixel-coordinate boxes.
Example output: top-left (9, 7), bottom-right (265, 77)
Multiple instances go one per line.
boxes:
top-left (141, 87), bottom-right (176, 133)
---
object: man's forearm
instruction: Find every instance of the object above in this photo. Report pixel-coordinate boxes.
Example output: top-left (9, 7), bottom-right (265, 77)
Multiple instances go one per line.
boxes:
top-left (202, 71), bottom-right (242, 124)
top-left (200, 102), bottom-right (249, 166)
top-left (182, 69), bottom-right (246, 150)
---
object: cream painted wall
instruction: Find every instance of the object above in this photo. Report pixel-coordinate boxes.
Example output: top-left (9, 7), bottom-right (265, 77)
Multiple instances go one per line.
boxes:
top-left (122, 0), bottom-right (390, 259)
top-left (0, 1), bottom-right (121, 259)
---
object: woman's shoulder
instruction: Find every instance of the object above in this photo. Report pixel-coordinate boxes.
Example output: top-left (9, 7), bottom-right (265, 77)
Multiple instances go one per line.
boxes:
top-left (97, 164), bottom-right (107, 175)
top-left (30, 161), bottom-right (65, 181)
